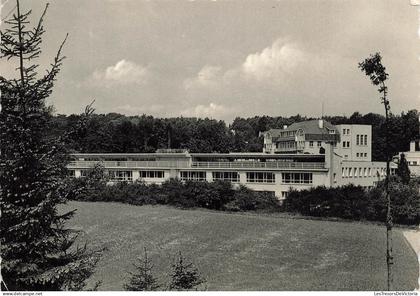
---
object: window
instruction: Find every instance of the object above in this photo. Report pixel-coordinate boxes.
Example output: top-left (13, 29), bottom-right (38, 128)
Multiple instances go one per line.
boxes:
top-left (356, 135), bottom-right (360, 145)
top-left (80, 170), bottom-right (88, 177)
top-left (212, 171), bottom-right (239, 183)
top-left (281, 191), bottom-right (289, 199)
top-left (317, 141), bottom-right (322, 147)
top-left (344, 154), bottom-right (348, 158)
top-left (180, 171), bottom-right (206, 181)
top-left (68, 170), bottom-right (76, 177)
top-left (364, 153), bottom-right (367, 158)
top-left (139, 170), bottom-right (164, 179)
top-left (347, 141), bottom-right (350, 148)
top-left (364, 135), bottom-right (368, 145)
top-left (356, 153), bottom-right (359, 157)
top-left (246, 172), bottom-right (275, 183)
top-left (347, 129), bottom-right (350, 134)
top-left (364, 168), bottom-right (367, 177)
top-left (309, 141), bottom-right (314, 147)
top-left (109, 170), bottom-right (133, 182)
top-left (282, 172), bottom-right (312, 184)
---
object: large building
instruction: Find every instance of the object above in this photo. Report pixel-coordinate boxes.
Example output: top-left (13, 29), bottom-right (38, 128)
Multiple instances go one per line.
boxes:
top-left (68, 119), bottom-right (395, 199)
top-left (263, 119), bottom-right (372, 161)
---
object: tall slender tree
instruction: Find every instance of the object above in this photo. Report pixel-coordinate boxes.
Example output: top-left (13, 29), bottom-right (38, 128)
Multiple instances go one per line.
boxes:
top-left (359, 52), bottom-right (393, 290)
top-left (0, 1), bottom-right (100, 290)
top-left (397, 153), bottom-right (411, 185)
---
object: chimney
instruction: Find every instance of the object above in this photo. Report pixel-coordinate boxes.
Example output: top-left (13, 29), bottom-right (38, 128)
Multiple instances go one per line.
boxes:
top-left (283, 125), bottom-right (288, 130)
top-left (318, 119), bottom-right (324, 129)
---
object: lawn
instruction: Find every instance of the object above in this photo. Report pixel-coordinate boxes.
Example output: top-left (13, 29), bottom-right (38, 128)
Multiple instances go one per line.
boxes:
top-left (62, 201), bottom-right (418, 291)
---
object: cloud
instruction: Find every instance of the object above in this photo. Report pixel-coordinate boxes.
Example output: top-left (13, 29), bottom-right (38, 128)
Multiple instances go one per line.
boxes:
top-left (180, 102), bottom-right (233, 119)
top-left (92, 59), bottom-right (148, 86)
top-left (183, 65), bottom-right (222, 90)
top-left (183, 38), bottom-right (307, 92)
top-left (241, 38), bottom-right (305, 81)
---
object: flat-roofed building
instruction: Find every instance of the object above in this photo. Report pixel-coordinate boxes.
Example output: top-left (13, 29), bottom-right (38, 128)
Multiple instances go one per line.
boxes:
top-left (68, 144), bottom-right (395, 199)
top-left (394, 138), bottom-right (420, 176)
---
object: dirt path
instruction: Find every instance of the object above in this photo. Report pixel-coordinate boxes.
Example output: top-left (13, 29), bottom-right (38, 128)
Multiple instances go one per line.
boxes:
top-left (403, 229), bottom-right (420, 291)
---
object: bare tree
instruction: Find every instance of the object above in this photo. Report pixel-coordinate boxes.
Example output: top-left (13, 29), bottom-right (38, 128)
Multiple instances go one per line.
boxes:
top-left (359, 52), bottom-right (393, 290)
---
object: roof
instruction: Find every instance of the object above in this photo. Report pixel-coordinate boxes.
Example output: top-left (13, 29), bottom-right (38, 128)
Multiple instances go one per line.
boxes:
top-left (285, 119), bottom-right (337, 134)
top-left (265, 120), bottom-right (339, 142)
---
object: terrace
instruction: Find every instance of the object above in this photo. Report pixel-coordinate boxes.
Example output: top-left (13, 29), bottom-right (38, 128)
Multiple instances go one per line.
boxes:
top-left (67, 160), bottom-right (327, 170)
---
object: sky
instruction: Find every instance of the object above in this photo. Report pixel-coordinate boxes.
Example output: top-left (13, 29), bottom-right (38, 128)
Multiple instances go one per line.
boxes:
top-left (1, 0), bottom-right (420, 122)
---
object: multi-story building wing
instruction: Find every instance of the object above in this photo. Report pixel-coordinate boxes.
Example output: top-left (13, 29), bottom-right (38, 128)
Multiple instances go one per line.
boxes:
top-left (263, 119), bottom-right (339, 154)
top-left (335, 124), bottom-right (372, 161)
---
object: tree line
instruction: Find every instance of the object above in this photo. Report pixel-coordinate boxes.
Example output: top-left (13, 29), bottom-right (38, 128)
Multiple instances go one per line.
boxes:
top-left (50, 110), bottom-right (419, 160)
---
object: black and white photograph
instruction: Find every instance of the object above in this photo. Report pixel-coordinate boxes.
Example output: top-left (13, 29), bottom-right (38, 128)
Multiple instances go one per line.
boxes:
top-left (0, 0), bottom-right (419, 293)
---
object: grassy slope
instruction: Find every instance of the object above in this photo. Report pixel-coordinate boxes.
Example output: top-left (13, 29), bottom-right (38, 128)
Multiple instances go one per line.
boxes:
top-left (62, 201), bottom-right (418, 291)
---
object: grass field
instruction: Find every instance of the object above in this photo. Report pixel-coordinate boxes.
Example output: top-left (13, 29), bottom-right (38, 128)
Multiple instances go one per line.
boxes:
top-left (62, 201), bottom-right (418, 291)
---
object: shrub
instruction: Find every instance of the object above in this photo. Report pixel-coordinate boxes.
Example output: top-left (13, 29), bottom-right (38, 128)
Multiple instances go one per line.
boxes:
top-left (224, 186), bottom-right (280, 212)
top-left (283, 180), bottom-right (419, 225)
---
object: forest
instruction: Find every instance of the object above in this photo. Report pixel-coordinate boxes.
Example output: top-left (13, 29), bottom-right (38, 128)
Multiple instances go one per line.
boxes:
top-left (50, 109), bottom-right (419, 161)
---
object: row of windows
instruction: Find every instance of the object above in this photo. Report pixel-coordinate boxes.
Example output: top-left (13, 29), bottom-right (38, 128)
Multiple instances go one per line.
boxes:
top-left (356, 134), bottom-right (368, 146)
top-left (246, 172), bottom-right (275, 183)
top-left (140, 170), bottom-right (164, 179)
top-left (180, 171), bottom-right (206, 181)
top-left (213, 171), bottom-right (239, 182)
top-left (342, 141), bottom-right (351, 148)
top-left (76, 170), bottom-right (165, 181)
top-left (109, 170), bottom-right (133, 182)
top-left (356, 153), bottom-right (368, 158)
top-left (282, 172), bottom-right (313, 184)
top-left (342, 128), bottom-right (351, 135)
top-left (73, 169), bottom-right (313, 185)
top-left (341, 167), bottom-right (384, 178)
top-left (276, 141), bottom-right (296, 149)
top-left (309, 141), bottom-right (322, 148)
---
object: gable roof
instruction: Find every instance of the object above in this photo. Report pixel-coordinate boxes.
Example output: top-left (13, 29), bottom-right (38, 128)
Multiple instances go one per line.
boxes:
top-left (286, 119), bottom-right (337, 134)
top-left (265, 120), bottom-right (339, 142)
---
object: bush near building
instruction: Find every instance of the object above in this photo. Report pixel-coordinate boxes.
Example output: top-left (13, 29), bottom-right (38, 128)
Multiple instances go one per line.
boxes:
top-left (283, 178), bottom-right (419, 226)
top-left (65, 171), bottom-right (281, 212)
top-left (65, 167), bottom-right (419, 225)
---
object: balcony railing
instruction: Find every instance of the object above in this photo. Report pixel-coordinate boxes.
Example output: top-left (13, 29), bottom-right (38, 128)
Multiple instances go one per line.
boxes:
top-left (68, 160), bottom-right (191, 169)
top-left (68, 160), bottom-right (325, 170)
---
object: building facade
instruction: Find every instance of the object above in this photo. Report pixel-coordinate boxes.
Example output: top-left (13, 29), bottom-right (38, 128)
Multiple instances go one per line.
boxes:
top-left (68, 120), bottom-right (395, 199)
top-left (395, 139), bottom-right (420, 176)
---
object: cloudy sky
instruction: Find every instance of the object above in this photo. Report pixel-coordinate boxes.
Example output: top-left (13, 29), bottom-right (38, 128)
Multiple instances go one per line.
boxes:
top-left (1, 0), bottom-right (419, 121)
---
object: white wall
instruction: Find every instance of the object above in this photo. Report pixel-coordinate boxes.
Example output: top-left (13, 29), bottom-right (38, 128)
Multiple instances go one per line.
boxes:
top-left (335, 124), bottom-right (371, 162)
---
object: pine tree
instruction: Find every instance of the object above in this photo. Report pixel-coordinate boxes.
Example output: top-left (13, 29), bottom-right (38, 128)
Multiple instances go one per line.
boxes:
top-left (169, 252), bottom-right (205, 291)
top-left (124, 248), bottom-right (160, 291)
top-left (397, 153), bottom-right (411, 185)
top-left (0, 1), bottom-right (100, 291)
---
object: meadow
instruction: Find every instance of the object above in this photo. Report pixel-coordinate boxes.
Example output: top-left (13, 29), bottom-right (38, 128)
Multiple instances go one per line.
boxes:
top-left (62, 201), bottom-right (418, 291)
